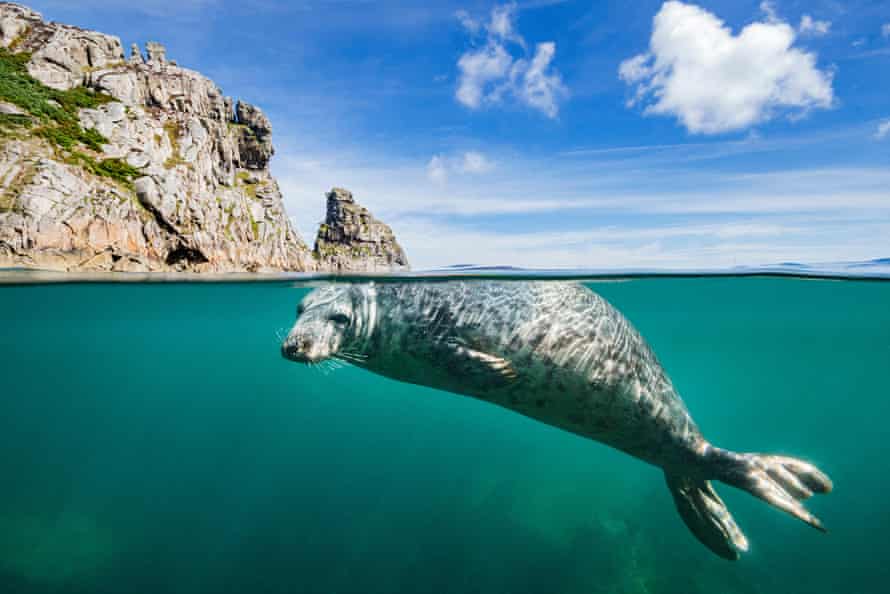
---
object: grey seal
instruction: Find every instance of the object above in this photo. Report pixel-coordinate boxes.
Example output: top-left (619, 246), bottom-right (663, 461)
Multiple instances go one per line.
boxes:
top-left (281, 281), bottom-right (832, 560)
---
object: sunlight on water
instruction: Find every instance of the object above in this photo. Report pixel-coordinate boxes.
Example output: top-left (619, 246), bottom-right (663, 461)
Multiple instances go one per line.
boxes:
top-left (1, 274), bottom-right (888, 594)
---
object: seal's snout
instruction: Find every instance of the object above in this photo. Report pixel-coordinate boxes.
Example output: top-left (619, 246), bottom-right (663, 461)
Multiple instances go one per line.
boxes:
top-left (281, 335), bottom-right (312, 362)
top-left (281, 340), bottom-right (300, 361)
top-left (281, 332), bottom-right (330, 363)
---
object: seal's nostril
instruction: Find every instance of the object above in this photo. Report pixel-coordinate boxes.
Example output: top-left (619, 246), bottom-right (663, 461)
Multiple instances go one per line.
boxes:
top-left (281, 342), bottom-right (299, 359)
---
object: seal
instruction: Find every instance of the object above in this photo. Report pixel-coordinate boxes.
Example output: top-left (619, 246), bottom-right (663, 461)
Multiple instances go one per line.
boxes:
top-left (281, 281), bottom-right (832, 560)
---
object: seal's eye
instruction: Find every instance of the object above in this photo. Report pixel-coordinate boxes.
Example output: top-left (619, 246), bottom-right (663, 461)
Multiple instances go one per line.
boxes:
top-left (329, 313), bottom-right (349, 326)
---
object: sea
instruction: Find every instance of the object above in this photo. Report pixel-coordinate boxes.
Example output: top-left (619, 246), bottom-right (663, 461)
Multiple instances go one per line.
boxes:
top-left (1, 265), bottom-right (888, 594)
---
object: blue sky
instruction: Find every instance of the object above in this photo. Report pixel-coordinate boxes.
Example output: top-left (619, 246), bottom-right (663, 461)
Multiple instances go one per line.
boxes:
top-left (26, 0), bottom-right (890, 268)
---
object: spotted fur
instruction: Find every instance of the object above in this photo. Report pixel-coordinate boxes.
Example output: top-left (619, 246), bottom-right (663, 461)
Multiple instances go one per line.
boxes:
top-left (282, 281), bottom-right (833, 560)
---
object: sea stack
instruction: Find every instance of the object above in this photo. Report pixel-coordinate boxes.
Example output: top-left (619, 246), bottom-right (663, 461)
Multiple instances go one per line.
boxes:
top-left (313, 188), bottom-right (409, 272)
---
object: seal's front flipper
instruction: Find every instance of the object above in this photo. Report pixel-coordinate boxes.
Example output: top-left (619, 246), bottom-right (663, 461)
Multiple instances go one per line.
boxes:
top-left (665, 473), bottom-right (748, 561)
top-left (444, 339), bottom-right (518, 386)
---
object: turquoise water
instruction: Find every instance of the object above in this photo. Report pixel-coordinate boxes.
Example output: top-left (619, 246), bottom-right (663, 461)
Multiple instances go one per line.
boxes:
top-left (1, 276), bottom-right (888, 593)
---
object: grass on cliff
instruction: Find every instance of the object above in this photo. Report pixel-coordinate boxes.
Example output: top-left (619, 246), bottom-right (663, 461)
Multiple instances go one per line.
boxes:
top-left (0, 48), bottom-right (139, 186)
top-left (66, 152), bottom-right (140, 188)
top-left (0, 48), bottom-right (111, 148)
top-left (0, 112), bottom-right (33, 137)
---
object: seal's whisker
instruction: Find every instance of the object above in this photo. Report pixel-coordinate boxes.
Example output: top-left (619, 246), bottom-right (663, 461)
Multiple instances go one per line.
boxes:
top-left (341, 349), bottom-right (367, 357)
top-left (335, 353), bottom-right (365, 365)
top-left (338, 350), bottom-right (367, 361)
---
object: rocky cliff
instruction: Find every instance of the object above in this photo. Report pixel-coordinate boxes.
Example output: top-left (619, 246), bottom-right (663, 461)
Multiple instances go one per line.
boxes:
top-left (0, 2), bottom-right (407, 272)
top-left (314, 188), bottom-right (408, 272)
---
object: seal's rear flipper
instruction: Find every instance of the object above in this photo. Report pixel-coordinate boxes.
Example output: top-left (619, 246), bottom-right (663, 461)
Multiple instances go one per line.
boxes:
top-left (711, 449), bottom-right (833, 532)
top-left (665, 474), bottom-right (748, 560)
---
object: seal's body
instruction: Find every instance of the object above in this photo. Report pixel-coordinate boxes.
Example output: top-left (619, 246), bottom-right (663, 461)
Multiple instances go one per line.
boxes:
top-left (282, 281), bottom-right (832, 560)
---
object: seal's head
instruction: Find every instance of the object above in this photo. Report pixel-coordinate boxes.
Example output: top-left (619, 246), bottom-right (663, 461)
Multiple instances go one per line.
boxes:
top-left (281, 285), bottom-right (364, 364)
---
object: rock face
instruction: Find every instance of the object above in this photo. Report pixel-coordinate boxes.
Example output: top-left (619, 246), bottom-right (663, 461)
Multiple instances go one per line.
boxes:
top-left (314, 188), bottom-right (408, 272)
top-left (0, 3), bottom-right (406, 273)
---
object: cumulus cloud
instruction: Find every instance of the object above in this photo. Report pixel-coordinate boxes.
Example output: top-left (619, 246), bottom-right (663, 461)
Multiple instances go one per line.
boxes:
top-left (619, 1), bottom-right (835, 134)
top-left (426, 151), bottom-right (494, 183)
top-left (799, 15), bottom-right (831, 36)
top-left (455, 3), bottom-right (567, 118)
top-left (875, 119), bottom-right (890, 140)
top-left (456, 43), bottom-right (513, 109)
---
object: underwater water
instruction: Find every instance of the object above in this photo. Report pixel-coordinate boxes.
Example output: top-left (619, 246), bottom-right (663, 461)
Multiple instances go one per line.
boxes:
top-left (1, 275), bottom-right (888, 594)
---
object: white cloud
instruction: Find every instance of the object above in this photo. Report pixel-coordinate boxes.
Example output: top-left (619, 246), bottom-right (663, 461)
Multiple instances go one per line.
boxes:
top-left (617, 54), bottom-right (650, 85)
top-left (455, 3), bottom-right (567, 118)
top-left (759, 1), bottom-right (778, 22)
top-left (426, 155), bottom-right (449, 185)
top-left (455, 9), bottom-right (480, 34)
top-left (459, 151), bottom-right (494, 173)
top-left (799, 15), bottom-right (831, 36)
top-left (875, 119), bottom-right (890, 140)
top-left (488, 3), bottom-right (526, 47)
top-left (619, 1), bottom-right (834, 134)
top-left (424, 151), bottom-right (494, 184)
top-left (271, 130), bottom-right (890, 270)
top-left (882, 23), bottom-right (890, 38)
top-left (456, 43), bottom-right (513, 109)
top-left (391, 215), bottom-right (890, 270)
top-left (513, 42), bottom-right (565, 118)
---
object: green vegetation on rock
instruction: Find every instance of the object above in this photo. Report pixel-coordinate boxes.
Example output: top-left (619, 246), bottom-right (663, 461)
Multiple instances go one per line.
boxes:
top-left (0, 47), bottom-right (135, 187)
top-left (0, 113), bottom-right (32, 140)
top-left (36, 120), bottom-right (106, 151)
top-left (0, 48), bottom-right (112, 152)
top-left (65, 152), bottom-right (140, 188)
top-left (0, 113), bottom-right (32, 129)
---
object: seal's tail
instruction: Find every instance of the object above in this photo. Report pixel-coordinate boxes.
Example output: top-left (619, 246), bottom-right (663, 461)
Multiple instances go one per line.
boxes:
top-left (665, 474), bottom-right (748, 560)
top-left (666, 448), bottom-right (832, 560)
